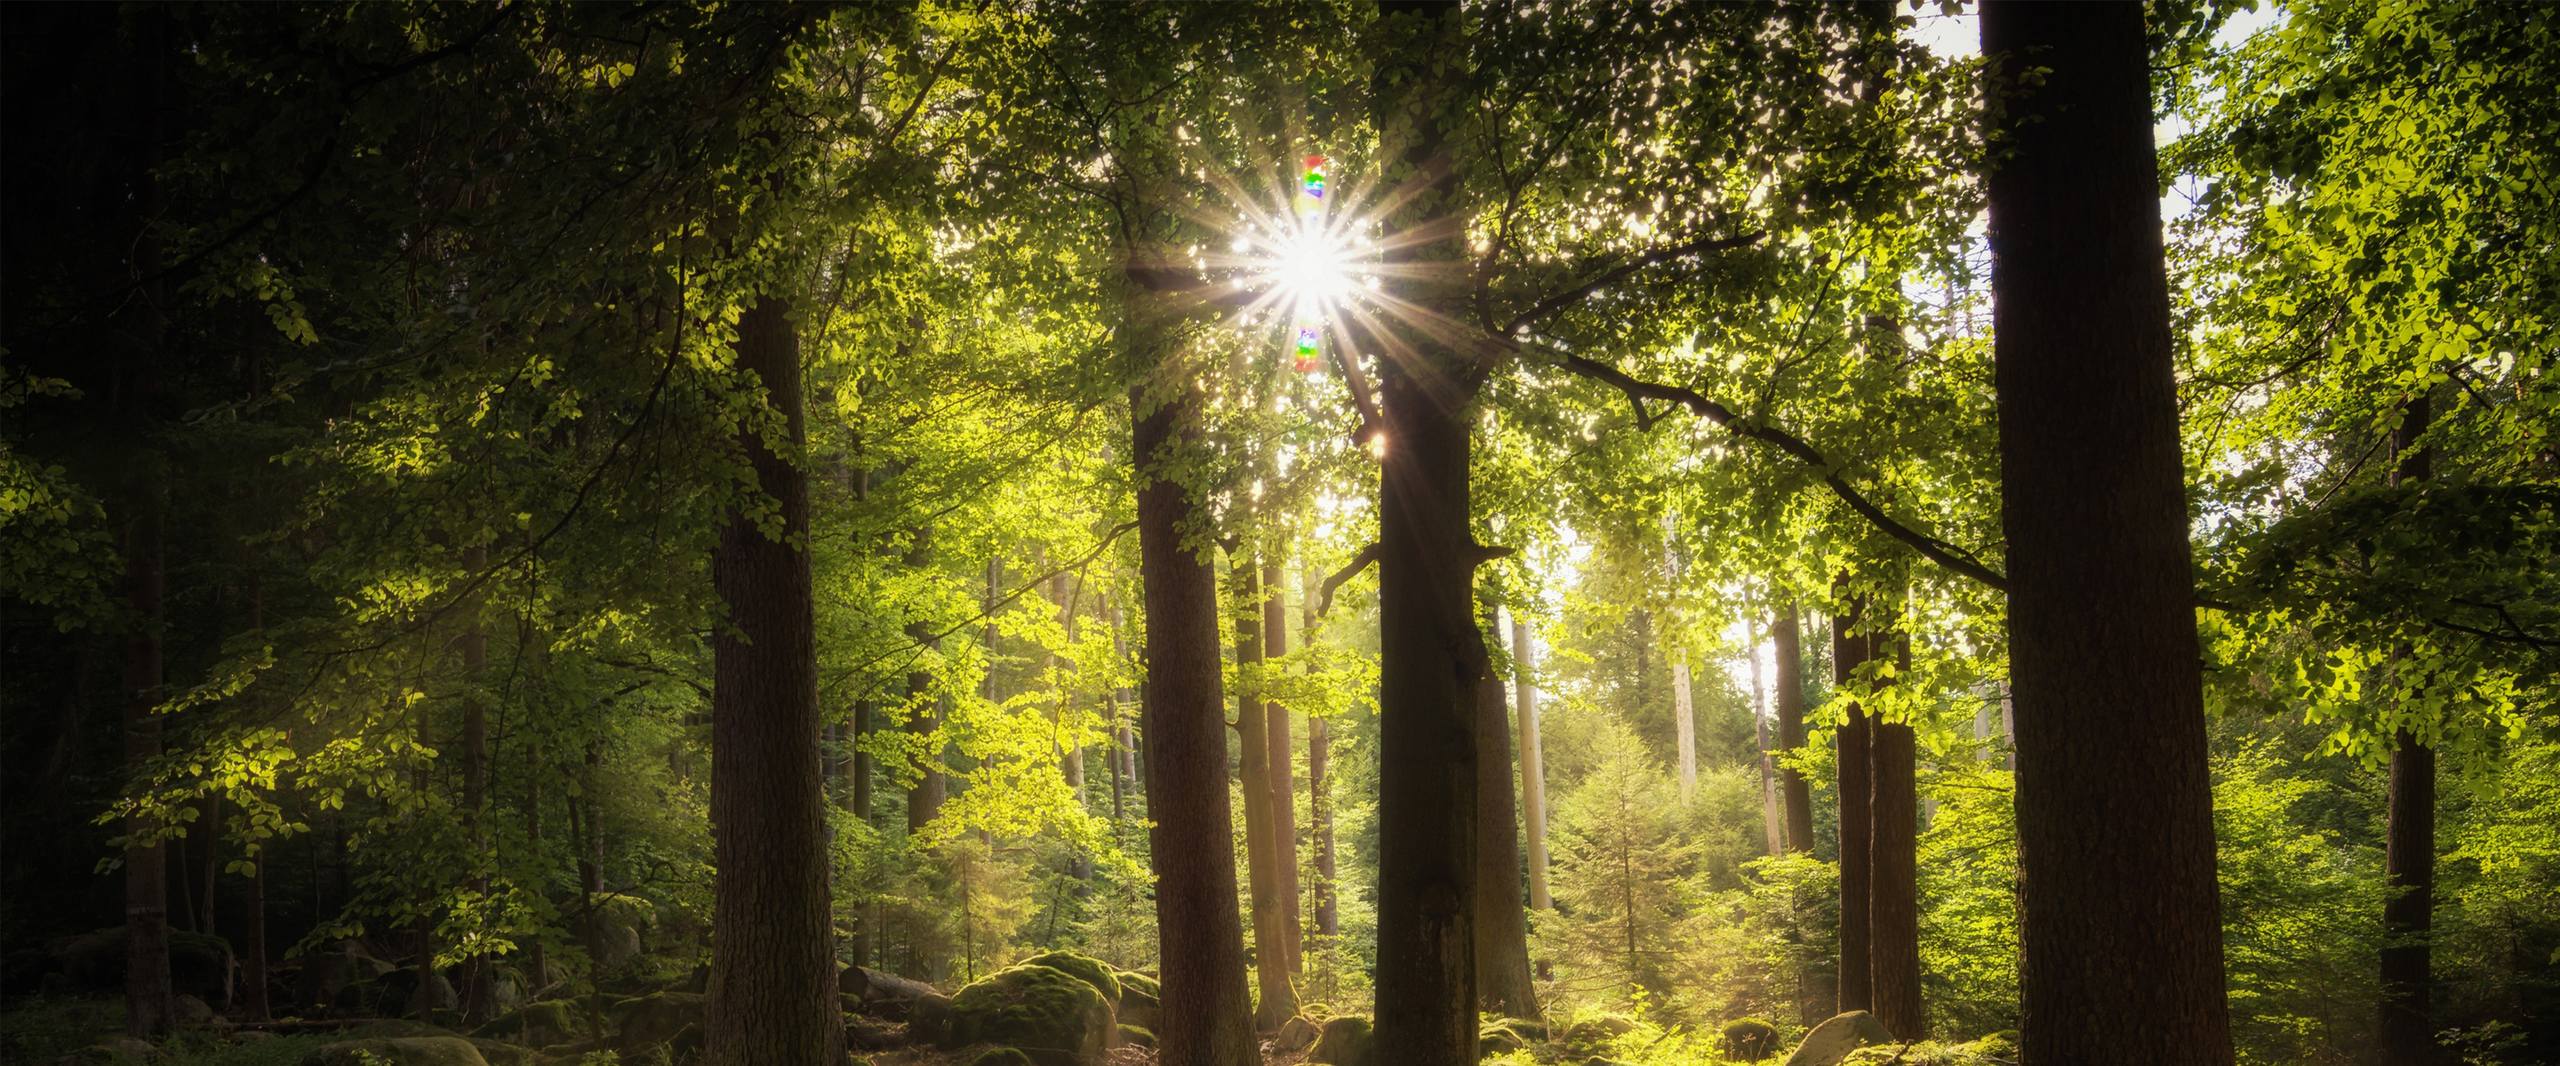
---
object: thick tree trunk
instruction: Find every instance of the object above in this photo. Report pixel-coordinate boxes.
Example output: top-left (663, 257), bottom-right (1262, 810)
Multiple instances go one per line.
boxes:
top-left (1869, 629), bottom-right (1922, 1039)
top-left (1261, 560), bottom-right (1302, 978)
top-left (1472, 655), bottom-right (1539, 1019)
top-left (1773, 607), bottom-right (1815, 854)
top-left (2380, 395), bottom-right (2436, 1063)
top-left (122, 495), bottom-right (176, 1037)
top-left (1372, 3), bottom-right (1482, 1061)
top-left (1983, 4), bottom-right (2236, 1062)
top-left (1232, 558), bottom-right (1297, 1029)
top-left (1511, 618), bottom-right (1551, 911)
top-left (1130, 379), bottom-right (1258, 1066)
top-left (704, 293), bottom-right (846, 1066)
top-left (1834, 599), bottom-right (1875, 1014)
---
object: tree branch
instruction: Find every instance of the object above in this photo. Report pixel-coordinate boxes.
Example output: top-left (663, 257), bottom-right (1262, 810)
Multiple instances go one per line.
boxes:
top-left (1317, 543), bottom-right (1382, 618)
top-left (1500, 231), bottom-right (1766, 338)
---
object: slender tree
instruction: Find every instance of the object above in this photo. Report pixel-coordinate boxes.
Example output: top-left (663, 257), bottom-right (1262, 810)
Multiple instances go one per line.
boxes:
top-left (1232, 557), bottom-right (1297, 1029)
top-left (2380, 394), bottom-right (2437, 1062)
top-left (1512, 616), bottom-right (1551, 911)
top-left (1834, 597), bottom-right (1875, 1013)
top-left (1982, 3), bottom-right (2236, 1061)
top-left (1261, 559), bottom-right (1303, 978)
top-left (1773, 606), bottom-right (1815, 853)
top-left (1473, 657), bottom-right (1539, 1018)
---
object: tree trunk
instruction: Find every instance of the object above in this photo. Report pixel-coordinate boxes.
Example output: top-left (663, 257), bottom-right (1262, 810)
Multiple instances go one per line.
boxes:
top-left (1511, 617), bottom-right (1551, 911)
top-left (1672, 654), bottom-right (1698, 802)
top-left (1773, 606), bottom-right (1815, 854)
top-left (526, 736), bottom-right (548, 994)
top-left (459, 544), bottom-right (494, 1023)
top-left (1261, 559), bottom-right (1302, 978)
top-left (1232, 557), bottom-right (1297, 1030)
top-left (1750, 628), bottom-right (1784, 858)
top-left (1372, 3), bottom-right (1483, 1061)
top-left (1982, 4), bottom-right (2236, 1061)
top-left (1130, 378), bottom-right (1258, 1066)
top-left (1834, 597), bottom-right (1874, 1013)
top-left (704, 293), bottom-right (846, 1066)
top-left (241, 570), bottom-right (273, 1022)
top-left (1053, 572), bottom-right (1092, 882)
top-left (1472, 652), bottom-right (1538, 1019)
top-left (1869, 629), bottom-right (1922, 1039)
top-left (2380, 394), bottom-right (2436, 1063)
top-left (122, 494), bottom-right (176, 1037)
top-left (905, 524), bottom-right (946, 833)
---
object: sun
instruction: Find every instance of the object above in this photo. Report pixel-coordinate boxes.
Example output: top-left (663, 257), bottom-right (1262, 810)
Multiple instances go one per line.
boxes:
top-left (1254, 216), bottom-right (1361, 321)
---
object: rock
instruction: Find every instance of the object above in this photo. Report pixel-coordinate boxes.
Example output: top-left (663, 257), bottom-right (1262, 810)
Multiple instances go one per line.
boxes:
top-left (1723, 1017), bottom-right (1779, 1061)
top-left (1275, 1015), bottom-right (1322, 1053)
top-left (1782, 1011), bottom-right (1893, 1066)
top-left (1558, 1015), bottom-right (1636, 1056)
top-left (299, 1035), bottom-right (489, 1066)
top-left (49, 927), bottom-right (236, 1009)
top-left (1478, 1016), bottom-right (1545, 1054)
top-left (173, 994), bottom-right (215, 1025)
top-left (612, 991), bottom-right (704, 1050)
top-left (910, 991), bottom-right (955, 1044)
top-left (969, 1050), bottom-right (1036, 1066)
top-left (466, 1041), bottom-right (535, 1066)
top-left (1118, 1024), bottom-right (1156, 1049)
top-left (942, 964), bottom-right (1118, 1066)
top-left (474, 999), bottom-right (581, 1047)
top-left (58, 1036), bottom-right (157, 1063)
top-left (844, 1014), bottom-right (903, 1050)
top-left (843, 965), bottom-right (940, 1017)
top-left (1012, 952), bottom-right (1120, 1003)
top-left (1310, 1015), bottom-right (1372, 1065)
top-left (1112, 972), bottom-right (1159, 1031)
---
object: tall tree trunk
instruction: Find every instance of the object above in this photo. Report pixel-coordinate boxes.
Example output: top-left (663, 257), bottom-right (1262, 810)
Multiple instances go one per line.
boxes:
top-left (905, 526), bottom-right (946, 833)
top-left (2380, 394), bottom-right (2436, 1062)
top-left (1834, 597), bottom-right (1874, 1013)
top-left (1982, 4), bottom-right (2236, 1061)
top-left (1130, 378), bottom-right (1258, 1065)
top-left (1372, 3), bottom-right (1483, 1061)
top-left (704, 293), bottom-right (846, 1065)
top-left (526, 735), bottom-right (548, 994)
top-left (1749, 627), bottom-right (1784, 858)
top-left (1233, 558), bottom-right (1297, 1029)
top-left (1774, 606), bottom-right (1815, 854)
top-left (1472, 643), bottom-right (1538, 1019)
top-left (1053, 572), bottom-right (1092, 882)
top-left (122, 492), bottom-right (176, 1037)
top-left (1261, 559), bottom-right (1302, 978)
top-left (1672, 653), bottom-right (1698, 802)
top-left (1869, 627), bottom-right (1922, 1039)
top-left (241, 570), bottom-right (273, 1022)
top-left (1510, 617), bottom-right (1551, 911)
top-left (1304, 565), bottom-right (1338, 945)
top-left (459, 544), bottom-right (494, 1023)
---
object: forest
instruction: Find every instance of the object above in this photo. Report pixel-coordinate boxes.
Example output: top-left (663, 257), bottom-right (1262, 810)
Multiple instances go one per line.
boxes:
top-left (1, 1), bottom-right (2554, 1065)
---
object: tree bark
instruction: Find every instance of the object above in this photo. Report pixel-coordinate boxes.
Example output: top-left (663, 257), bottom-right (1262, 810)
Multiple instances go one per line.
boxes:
top-left (703, 292), bottom-right (846, 1066)
top-left (459, 544), bottom-right (494, 1023)
top-left (1834, 597), bottom-right (1875, 1014)
top-left (1261, 560), bottom-right (1303, 979)
top-left (1511, 617), bottom-right (1551, 911)
top-left (1773, 606), bottom-right (1816, 854)
top-left (1304, 566), bottom-right (1339, 945)
top-left (2380, 394), bottom-right (2436, 1063)
top-left (1232, 557), bottom-right (1298, 1029)
top-left (1130, 379), bottom-right (1258, 1066)
top-left (1749, 628), bottom-right (1784, 858)
top-left (1372, 3), bottom-right (1483, 1061)
top-left (122, 492), bottom-right (176, 1038)
top-left (1472, 648), bottom-right (1539, 1019)
top-left (1982, 4), bottom-right (2236, 1062)
top-left (905, 525), bottom-right (946, 833)
top-left (1869, 630), bottom-right (1922, 1039)
top-left (1672, 653), bottom-right (1698, 802)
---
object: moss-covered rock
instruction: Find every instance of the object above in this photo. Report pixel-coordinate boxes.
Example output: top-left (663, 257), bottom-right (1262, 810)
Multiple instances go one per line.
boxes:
top-left (1276, 1014), bottom-right (1322, 1053)
top-left (299, 1035), bottom-right (490, 1066)
top-left (1310, 1014), bottom-right (1372, 1065)
top-left (1111, 970), bottom-right (1159, 1030)
top-left (1835, 1034), bottom-right (2019, 1066)
top-left (942, 964), bottom-right (1117, 1066)
top-left (1782, 1011), bottom-right (1893, 1066)
top-left (467, 1040), bottom-right (536, 1066)
top-left (910, 991), bottom-right (955, 1045)
top-left (611, 990), bottom-right (704, 1050)
top-left (473, 999), bottom-right (581, 1047)
top-left (1013, 952), bottom-right (1121, 1004)
top-left (1557, 1014), bottom-right (1636, 1056)
top-left (1479, 1016), bottom-right (1545, 1055)
top-left (1723, 1017), bottom-right (1780, 1061)
top-left (969, 1050), bottom-right (1037, 1066)
top-left (1118, 1024), bottom-right (1156, 1049)
top-left (58, 1036), bottom-right (158, 1064)
top-left (49, 927), bottom-right (236, 1009)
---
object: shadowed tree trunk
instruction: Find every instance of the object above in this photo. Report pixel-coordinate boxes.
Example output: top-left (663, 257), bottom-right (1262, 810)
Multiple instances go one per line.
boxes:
top-left (1302, 568), bottom-right (1339, 944)
top-left (1130, 373), bottom-right (1258, 1065)
top-left (1773, 605), bottom-right (1815, 854)
top-left (1232, 557), bottom-right (1297, 1030)
top-left (1472, 638), bottom-right (1538, 1019)
top-left (122, 488), bottom-right (176, 1038)
top-left (1511, 616), bottom-right (1550, 912)
top-left (1982, 4), bottom-right (2237, 1062)
top-left (1870, 628), bottom-right (1922, 1039)
top-left (703, 292), bottom-right (846, 1066)
top-left (1261, 559), bottom-right (1302, 978)
top-left (1835, 596), bottom-right (1875, 1013)
top-left (459, 543), bottom-right (494, 1023)
top-left (2380, 394), bottom-right (2436, 1063)
top-left (905, 526), bottom-right (946, 833)
top-left (1371, 3), bottom-right (1483, 1061)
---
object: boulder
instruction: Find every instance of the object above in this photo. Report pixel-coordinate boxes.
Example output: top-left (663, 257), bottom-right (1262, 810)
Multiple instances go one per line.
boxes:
top-left (1723, 1017), bottom-right (1780, 1061)
top-left (910, 991), bottom-right (955, 1045)
top-left (1310, 1015), bottom-right (1372, 1065)
top-left (465, 1041), bottom-right (534, 1066)
top-left (1118, 1024), bottom-right (1156, 1049)
top-left (1837, 1035), bottom-right (2019, 1066)
top-left (1112, 971), bottom-right (1159, 1031)
top-left (1782, 1011), bottom-right (1894, 1066)
top-left (1275, 1015), bottom-right (1322, 1053)
top-left (299, 1036), bottom-right (489, 1066)
top-left (1558, 1014), bottom-right (1636, 1056)
top-left (1012, 952), bottom-right (1120, 1004)
top-left (969, 1051), bottom-right (1037, 1066)
top-left (843, 965), bottom-right (940, 1017)
top-left (173, 994), bottom-right (215, 1026)
top-left (473, 999), bottom-right (581, 1047)
top-left (59, 1037), bottom-right (157, 1063)
top-left (941, 964), bottom-right (1118, 1066)
top-left (49, 927), bottom-right (235, 1009)
top-left (612, 991), bottom-right (704, 1050)
top-left (844, 1014), bottom-right (903, 1051)
top-left (295, 941), bottom-right (394, 1009)
top-left (1479, 1016), bottom-right (1545, 1055)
